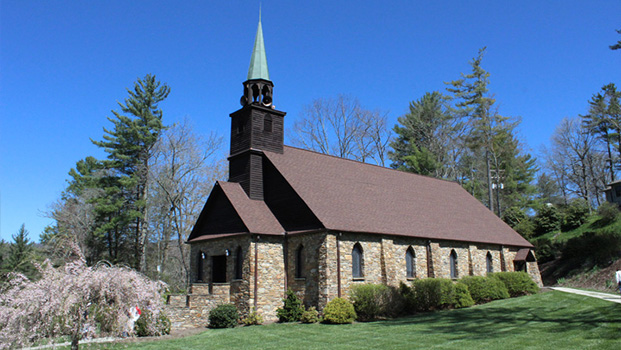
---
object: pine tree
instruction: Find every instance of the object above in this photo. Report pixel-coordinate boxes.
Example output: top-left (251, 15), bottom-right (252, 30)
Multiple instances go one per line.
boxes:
top-left (389, 91), bottom-right (464, 179)
top-left (91, 74), bottom-right (170, 270)
top-left (582, 83), bottom-right (621, 183)
top-left (4, 224), bottom-right (36, 278)
top-left (445, 47), bottom-right (536, 216)
top-left (446, 47), bottom-right (497, 211)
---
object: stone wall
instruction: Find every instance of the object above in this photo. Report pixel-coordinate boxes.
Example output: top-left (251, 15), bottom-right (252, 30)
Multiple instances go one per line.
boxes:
top-left (254, 235), bottom-right (286, 321)
top-left (286, 232), bottom-right (326, 308)
top-left (170, 231), bottom-right (542, 329)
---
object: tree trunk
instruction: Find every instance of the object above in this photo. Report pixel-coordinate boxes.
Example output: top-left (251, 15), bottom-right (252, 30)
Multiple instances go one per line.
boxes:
top-left (486, 150), bottom-right (493, 212)
top-left (71, 336), bottom-right (79, 350)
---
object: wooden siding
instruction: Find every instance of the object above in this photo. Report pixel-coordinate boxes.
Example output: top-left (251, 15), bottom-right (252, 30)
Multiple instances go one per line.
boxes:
top-left (229, 105), bottom-right (285, 156)
top-left (189, 185), bottom-right (247, 239)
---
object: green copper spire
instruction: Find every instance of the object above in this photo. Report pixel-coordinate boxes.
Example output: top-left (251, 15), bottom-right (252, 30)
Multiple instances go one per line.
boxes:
top-left (247, 15), bottom-right (270, 81)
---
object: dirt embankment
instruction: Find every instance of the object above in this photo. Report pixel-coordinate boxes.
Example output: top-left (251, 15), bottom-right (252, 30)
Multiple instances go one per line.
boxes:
top-left (540, 258), bottom-right (621, 292)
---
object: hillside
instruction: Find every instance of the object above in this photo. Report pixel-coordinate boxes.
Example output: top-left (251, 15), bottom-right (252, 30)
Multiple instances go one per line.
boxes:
top-left (534, 209), bottom-right (621, 290)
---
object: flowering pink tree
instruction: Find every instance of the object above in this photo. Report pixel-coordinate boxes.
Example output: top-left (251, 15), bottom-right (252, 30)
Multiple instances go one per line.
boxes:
top-left (0, 248), bottom-right (167, 350)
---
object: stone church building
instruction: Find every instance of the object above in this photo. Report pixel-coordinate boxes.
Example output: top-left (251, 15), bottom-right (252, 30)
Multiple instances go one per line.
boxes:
top-left (184, 19), bottom-right (542, 322)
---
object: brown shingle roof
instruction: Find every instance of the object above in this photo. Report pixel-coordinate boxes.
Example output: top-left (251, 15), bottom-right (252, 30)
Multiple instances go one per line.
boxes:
top-left (217, 181), bottom-right (285, 235)
top-left (264, 146), bottom-right (532, 248)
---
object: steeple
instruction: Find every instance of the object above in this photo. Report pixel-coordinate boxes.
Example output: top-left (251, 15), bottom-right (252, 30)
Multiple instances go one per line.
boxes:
top-left (240, 12), bottom-right (273, 108)
top-left (247, 15), bottom-right (270, 81)
top-left (229, 11), bottom-right (286, 200)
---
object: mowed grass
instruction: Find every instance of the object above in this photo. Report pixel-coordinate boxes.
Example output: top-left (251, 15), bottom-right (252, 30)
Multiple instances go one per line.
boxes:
top-left (82, 291), bottom-right (621, 350)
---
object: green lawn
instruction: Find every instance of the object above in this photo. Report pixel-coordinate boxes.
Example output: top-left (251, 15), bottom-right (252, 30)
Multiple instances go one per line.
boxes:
top-left (82, 291), bottom-right (621, 350)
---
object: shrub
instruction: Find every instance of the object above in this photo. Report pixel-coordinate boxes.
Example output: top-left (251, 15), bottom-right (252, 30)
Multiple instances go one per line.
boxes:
top-left (459, 276), bottom-right (509, 304)
top-left (383, 285), bottom-right (408, 318)
top-left (349, 283), bottom-right (390, 321)
top-left (561, 199), bottom-right (590, 231)
top-left (597, 202), bottom-right (619, 225)
top-left (411, 278), bottom-right (455, 311)
top-left (300, 306), bottom-right (320, 323)
top-left (398, 282), bottom-right (416, 315)
top-left (490, 271), bottom-right (539, 297)
top-left (562, 230), bottom-right (621, 266)
top-left (276, 289), bottom-right (305, 322)
top-left (454, 282), bottom-right (474, 308)
top-left (241, 309), bottom-right (263, 326)
top-left (534, 204), bottom-right (561, 236)
top-left (502, 207), bottom-right (527, 228)
top-left (322, 298), bottom-right (356, 324)
top-left (514, 218), bottom-right (535, 239)
top-left (531, 237), bottom-right (561, 264)
top-left (135, 310), bottom-right (171, 336)
top-left (208, 304), bottom-right (239, 328)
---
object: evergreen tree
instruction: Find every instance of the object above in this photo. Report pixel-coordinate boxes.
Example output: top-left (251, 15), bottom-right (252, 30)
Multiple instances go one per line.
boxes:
top-left (582, 83), bottom-right (620, 182)
top-left (389, 91), bottom-right (465, 179)
top-left (446, 47), bottom-right (497, 210)
top-left (4, 224), bottom-right (36, 279)
top-left (91, 74), bottom-right (170, 270)
top-left (444, 47), bottom-right (537, 216)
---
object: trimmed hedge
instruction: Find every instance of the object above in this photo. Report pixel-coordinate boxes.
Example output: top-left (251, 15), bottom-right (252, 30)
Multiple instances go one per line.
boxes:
top-left (208, 304), bottom-right (239, 328)
top-left (411, 278), bottom-right (456, 311)
top-left (322, 298), bottom-right (357, 324)
top-left (454, 282), bottom-right (475, 308)
top-left (349, 283), bottom-right (390, 321)
top-left (490, 271), bottom-right (539, 297)
top-left (459, 276), bottom-right (509, 304)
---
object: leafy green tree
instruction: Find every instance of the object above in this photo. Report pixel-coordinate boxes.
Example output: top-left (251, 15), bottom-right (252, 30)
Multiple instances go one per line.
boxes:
top-left (91, 74), bottom-right (170, 270)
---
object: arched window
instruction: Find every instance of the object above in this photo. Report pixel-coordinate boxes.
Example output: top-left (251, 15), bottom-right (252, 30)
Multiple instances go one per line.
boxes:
top-left (406, 247), bottom-right (416, 278)
top-left (449, 250), bottom-right (458, 279)
top-left (486, 252), bottom-right (493, 273)
top-left (295, 245), bottom-right (305, 278)
top-left (197, 251), bottom-right (206, 282)
top-left (235, 246), bottom-right (243, 280)
top-left (352, 243), bottom-right (364, 278)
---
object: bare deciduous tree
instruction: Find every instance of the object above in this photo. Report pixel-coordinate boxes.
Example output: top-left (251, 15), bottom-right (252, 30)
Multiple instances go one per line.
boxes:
top-left (148, 119), bottom-right (225, 290)
top-left (544, 117), bottom-right (608, 208)
top-left (291, 95), bottom-right (391, 165)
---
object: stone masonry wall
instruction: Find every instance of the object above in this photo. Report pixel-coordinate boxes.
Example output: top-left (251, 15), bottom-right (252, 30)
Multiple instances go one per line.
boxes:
top-left (169, 232), bottom-right (542, 328)
top-left (254, 236), bottom-right (286, 321)
top-left (286, 232), bottom-right (326, 308)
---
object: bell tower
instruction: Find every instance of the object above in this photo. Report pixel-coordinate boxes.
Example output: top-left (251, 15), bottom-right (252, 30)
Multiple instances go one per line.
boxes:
top-left (229, 16), bottom-right (286, 200)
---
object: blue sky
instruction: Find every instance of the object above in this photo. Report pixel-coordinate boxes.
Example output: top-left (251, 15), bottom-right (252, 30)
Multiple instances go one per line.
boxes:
top-left (1, 0), bottom-right (620, 242)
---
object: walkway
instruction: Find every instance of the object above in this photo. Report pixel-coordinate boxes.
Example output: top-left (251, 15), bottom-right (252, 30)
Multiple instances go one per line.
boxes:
top-left (550, 287), bottom-right (621, 304)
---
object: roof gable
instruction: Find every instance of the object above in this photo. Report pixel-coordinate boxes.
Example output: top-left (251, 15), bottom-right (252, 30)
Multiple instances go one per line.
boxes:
top-left (188, 181), bottom-right (284, 242)
top-left (264, 146), bottom-right (532, 248)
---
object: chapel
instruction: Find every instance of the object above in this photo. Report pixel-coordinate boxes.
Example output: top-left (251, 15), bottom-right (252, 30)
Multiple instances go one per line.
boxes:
top-left (186, 18), bottom-right (542, 321)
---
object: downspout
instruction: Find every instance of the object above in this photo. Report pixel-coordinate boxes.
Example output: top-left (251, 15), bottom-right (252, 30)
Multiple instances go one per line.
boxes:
top-left (336, 232), bottom-right (341, 298)
top-left (426, 240), bottom-right (434, 278)
top-left (500, 245), bottom-right (506, 272)
top-left (283, 231), bottom-right (288, 292)
top-left (254, 235), bottom-right (259, 310)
